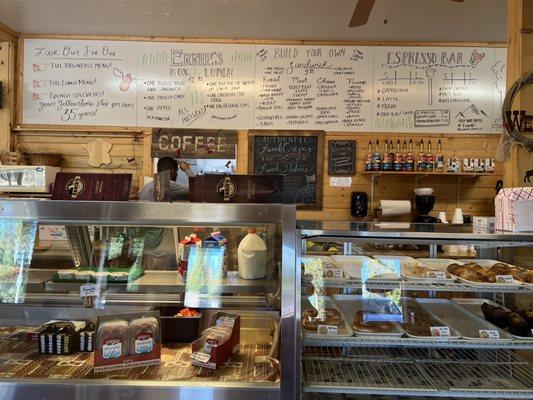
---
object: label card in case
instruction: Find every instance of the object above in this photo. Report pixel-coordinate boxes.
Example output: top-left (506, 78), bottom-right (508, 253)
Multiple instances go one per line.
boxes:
top-left (80, 283), bottom-right (98, 298)
top-left (479, 329), bottom-right (500, 339)
top-left (496, 275), bottom-right (514, 284)
top-left (426, 271), bottom-right (446, 279)
top-left (317, 325), bottom-right (338, 335)
top-left (430, 326), bottom-right (450, 337)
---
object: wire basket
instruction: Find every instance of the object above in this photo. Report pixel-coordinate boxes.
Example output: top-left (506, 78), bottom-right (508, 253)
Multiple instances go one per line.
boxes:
top-left (25, 152), bottom-right (62, 167)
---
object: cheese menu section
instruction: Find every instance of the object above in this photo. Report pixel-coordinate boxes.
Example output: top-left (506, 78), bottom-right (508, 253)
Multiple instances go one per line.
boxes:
top-left (136, 42), bottom-right (255, 128)
top-left (254, 45), bottom-right (374, 131)
top-left (23, 39), bottom-right (138, 126)
top-left (22, 39), bottom-right (506, 133)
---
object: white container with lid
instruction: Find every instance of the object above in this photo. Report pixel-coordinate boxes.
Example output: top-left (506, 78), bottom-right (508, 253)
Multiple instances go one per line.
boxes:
top-left (237, 228), bottom-right (267, 280)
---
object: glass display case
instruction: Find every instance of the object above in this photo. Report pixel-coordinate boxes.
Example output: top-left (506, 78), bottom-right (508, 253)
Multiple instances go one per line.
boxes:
top-left (298, 221), bottom-right (533, 399)
top-left (0, 200), bottom-right (297, 400)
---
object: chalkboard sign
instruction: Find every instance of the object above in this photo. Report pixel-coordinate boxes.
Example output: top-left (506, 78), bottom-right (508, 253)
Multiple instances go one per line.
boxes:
top-left (249, 131), bottom-right (324, 210)
top-left (328, 140), bottom-right (356, 175)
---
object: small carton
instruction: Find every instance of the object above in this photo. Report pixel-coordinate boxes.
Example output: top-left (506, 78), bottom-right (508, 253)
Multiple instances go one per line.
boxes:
top-left (462, 158), bottom-right (474, 172)
top-left (202, 231), bottom-right (228, 276)
top-left (485, 158), bottom-right (495, 173)
top-left (474, 159), bottom-right (485, 173)
top-left (447, 158), bottom-right (460, 173)
top-left (177, 234), bottom-right (201, 279)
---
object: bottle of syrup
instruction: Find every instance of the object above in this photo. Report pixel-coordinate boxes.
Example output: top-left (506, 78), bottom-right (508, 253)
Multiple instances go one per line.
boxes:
top-left (404, 139), bottom-right (414, 172)
top-left (393, 139), bottom-right (403, 171)
top-left (426, 140), bottom-right (435, 172)
top-left (372, 139), bottom-right (382, 171)
top-left (435, 139), bottom-right (445, 172)
top-left (365, 141), bottom-right (373, 171)
top-left (416, 139), bottom-right (426, 172)
top-left (382, 140), bottom-right (392, 171)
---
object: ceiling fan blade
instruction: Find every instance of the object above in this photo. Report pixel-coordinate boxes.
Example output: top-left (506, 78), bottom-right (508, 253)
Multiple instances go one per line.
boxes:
top-left (349, 0), bottom-right (375, 27)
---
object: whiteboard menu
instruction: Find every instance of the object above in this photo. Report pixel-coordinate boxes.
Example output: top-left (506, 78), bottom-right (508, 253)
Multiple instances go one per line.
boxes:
top-left (22, 38), bottom-right (506, 134)
top-left (254, 45), bottom-right (374, 131)
top-left (136, 42), bottom-right (255, 128)
top-left (373, 47), bottom-right (501, 133)
top-left (23, 39), bottom-right (138, 126)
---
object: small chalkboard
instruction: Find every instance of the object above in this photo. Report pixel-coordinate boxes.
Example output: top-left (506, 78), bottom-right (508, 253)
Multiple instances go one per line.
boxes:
top-left (249, 131), bottom-right (324, 210)
top-left (328, 140), bottom-right (356, 175)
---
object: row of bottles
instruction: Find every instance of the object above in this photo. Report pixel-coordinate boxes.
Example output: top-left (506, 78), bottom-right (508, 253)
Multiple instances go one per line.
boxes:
top-left (365, 139), bottom-right (445, 172)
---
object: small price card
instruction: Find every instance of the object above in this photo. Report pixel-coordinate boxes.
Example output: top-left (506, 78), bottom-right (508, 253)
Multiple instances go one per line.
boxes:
top-left (317, 325), bottom-right (338, 335)
top-left (479, 329), bottom-right (500, 339)
top-left (427, 271), bottom-right (447, 280)
top-left (430, 326), bottom-right (451, 337)
top-left (496, 275), bottom-right (514, 284)
top-left (80, 283), bottom-right (98, 298)
top-left (324, 268), bottom-right (344, 279)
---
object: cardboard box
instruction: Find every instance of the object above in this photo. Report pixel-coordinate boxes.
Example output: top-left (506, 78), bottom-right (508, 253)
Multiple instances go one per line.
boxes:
top-left (189, 174), bottom-right (283, 203)
top-left (495, 187), bottom-right (533, 231)
top-left (52, 173), bottom-right (132, 201)
top-left (191, 313), bottom-right (240, 369)
top-left (177, 234), bottom-right (201, 279)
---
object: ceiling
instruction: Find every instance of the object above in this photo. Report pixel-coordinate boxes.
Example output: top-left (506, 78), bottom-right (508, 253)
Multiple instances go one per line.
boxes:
top-left (0, 0), bottom-right (507, 42)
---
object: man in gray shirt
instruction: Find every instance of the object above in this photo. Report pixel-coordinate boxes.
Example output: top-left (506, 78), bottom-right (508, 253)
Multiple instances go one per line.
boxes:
top-left (139, 157), bottom-right (195, 201)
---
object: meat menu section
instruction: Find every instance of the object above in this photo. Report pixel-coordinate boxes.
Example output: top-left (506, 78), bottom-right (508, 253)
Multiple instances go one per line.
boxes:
top-left (22, 39), bottom-right (506, 133)
top-left (254, 45), bottom-right (373, 130)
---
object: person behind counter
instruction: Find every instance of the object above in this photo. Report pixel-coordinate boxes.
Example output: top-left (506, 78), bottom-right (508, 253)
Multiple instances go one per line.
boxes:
top-left (140, 157), bottom-right (195, 201)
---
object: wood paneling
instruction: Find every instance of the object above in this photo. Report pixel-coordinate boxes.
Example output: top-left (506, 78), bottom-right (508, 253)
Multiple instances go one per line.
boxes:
top-left (0, 22), bottom-right (17, 44)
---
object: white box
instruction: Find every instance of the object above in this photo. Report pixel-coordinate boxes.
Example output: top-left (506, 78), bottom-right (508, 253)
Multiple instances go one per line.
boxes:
top-left (514, 201), bottom-right (533, 232)
top-left (0, 166), bottom-right (60, 193)
top-left (495, 187), bottom-right (533, 231)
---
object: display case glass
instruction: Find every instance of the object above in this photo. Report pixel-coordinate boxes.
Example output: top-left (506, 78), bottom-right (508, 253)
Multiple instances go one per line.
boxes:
top-left (298, 221), bottom-right (533, 399)
top-left (0, 200), bottom-right (297, 400)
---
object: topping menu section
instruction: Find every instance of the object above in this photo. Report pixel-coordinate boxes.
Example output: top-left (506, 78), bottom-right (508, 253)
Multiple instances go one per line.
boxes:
top-left (23, 39), bottom-right (138, 126)
top-left (373, 46), bottom-right (499, 133)
top-left (136, 42), bottom-right (255, 128)
top-left (22, 39), bottom-right (506, 133)
top-left (254, 45), bottom-right (374, 131)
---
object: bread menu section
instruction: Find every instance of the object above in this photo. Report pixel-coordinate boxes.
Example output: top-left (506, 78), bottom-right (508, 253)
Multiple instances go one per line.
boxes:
top-left (22, 38), bottom-right (506, 133)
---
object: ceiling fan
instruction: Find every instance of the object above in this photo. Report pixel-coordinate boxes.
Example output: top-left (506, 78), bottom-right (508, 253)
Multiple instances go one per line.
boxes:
top-left (349, 0), bottom-right (466, 27)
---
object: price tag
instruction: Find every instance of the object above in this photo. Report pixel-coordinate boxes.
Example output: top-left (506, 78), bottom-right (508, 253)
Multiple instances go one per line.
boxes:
top-left (427, 271), bottom-right (447, 280)
top-left (191, 351), bottom-right (211, 363)
top-left (80, 283), bottom-right (98, 298)
top-left (324, 268), bottom-right (343, 279)
top-left (317, 325), bottom-right (338, 335)
top-left (479, 329), bottom-right (500, 339)
top-left (430, 326), bottom-right (451, 337)
top-left (226, 271), bottom-right (239, 279)
top-left (496, 275), bottom-right (514, 284)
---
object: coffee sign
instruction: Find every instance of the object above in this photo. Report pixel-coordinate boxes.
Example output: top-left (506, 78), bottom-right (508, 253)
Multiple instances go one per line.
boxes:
top-left (151, 129), bottom-right (236, 159)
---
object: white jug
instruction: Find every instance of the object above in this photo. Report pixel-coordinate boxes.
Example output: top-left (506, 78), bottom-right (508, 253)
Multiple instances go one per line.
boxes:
top-left (238, 228), bottom-right (267, 280)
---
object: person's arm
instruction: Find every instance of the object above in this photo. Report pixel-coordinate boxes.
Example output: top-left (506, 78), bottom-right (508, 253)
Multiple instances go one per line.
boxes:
top-left (180, 161), bottom-right (195, 178)
top-left (169, 180), bottom-right (191, 201)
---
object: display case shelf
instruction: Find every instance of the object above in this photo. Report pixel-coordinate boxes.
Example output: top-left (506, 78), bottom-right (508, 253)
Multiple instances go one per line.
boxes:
top-left (303, 346), bottom-right (533, 398)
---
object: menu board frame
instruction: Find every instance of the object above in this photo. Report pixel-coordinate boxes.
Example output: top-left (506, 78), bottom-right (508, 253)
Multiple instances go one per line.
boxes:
top-left (248, 130), bottom-right (324, 210)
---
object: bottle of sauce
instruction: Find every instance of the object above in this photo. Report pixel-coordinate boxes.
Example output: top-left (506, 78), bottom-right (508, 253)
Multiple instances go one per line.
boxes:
top-left (416, 139), bottom-right (426, 172)
top-left (365, 141), bottom-right (373, 171)
top-left (426, 140), bottom-right (435, 172)
top-left (372, 139), bottom-right (382, 171)
top-left (435, 139), bottom-right (445, 172)
top-left (382, 140), bottom-right (392, 171)
top-left (393, 139), bottom-right (403, 171)
top-left (404, 140), bottom-right (414, 172)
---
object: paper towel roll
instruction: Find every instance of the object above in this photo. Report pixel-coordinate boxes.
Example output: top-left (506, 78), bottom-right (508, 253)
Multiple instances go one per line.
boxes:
top-left (380, 200), bottom-right (411, 217)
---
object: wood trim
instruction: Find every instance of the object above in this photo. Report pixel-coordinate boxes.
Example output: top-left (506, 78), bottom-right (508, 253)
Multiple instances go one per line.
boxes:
top-left (15, 37), bottom-right (23, 126)
top-left (142, 129), bottom-right (153, 186)
top-left (248, 130), bottom-right (324, 210)
top-left (0, 21), bottom-right (17, 44)
top-left (0, 42), bottom-right (16, 154)
top-left (20, 33), bottom-right (507, 48)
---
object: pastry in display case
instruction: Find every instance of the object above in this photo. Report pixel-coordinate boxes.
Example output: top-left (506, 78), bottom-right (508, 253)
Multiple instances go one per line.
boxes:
top-left (299, 221), bottom-right (533, 399)
top-left (0, 200), bottom-right (297, 400)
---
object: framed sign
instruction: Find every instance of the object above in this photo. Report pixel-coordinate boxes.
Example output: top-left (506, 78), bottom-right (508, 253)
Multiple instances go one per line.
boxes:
top-left (151, 129), bottom-right (236, 159)
top-left (328, 140), bottom-right (356, 175)
top-left (248, 130), bottom-right (324, 210)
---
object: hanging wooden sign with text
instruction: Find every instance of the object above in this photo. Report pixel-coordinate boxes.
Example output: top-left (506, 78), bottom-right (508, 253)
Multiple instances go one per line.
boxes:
top-left (151, 129), bottom-right (237, 159)
top-left (328, 140), bottom-right (356, 175)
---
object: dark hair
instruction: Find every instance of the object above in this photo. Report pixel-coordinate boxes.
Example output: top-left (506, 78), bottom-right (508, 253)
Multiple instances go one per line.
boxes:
top-left (157, 157), bottom-right (178, 172)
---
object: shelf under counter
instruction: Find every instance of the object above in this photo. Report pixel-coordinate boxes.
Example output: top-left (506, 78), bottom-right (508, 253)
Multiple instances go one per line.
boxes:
top-left (44, 270), bottom-right (277, 294)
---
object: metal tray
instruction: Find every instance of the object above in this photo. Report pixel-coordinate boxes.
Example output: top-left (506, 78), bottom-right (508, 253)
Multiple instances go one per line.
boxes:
top-left (457, 259), bottom-right (532, 286)
top-left (452, 298), bottom-right (532, 340)
top-left (375, 256), bottom-right (456, 283)
top-left (332, 294), bottom-right (404, 337)
top-left (332, 255), bottom-right (400, 281)
top-left (401, 297), bottom-right (461, 340)
top-left (416, 298), bottom-right (513, 341)
top-left (301, 296), bottom-right (353, 338)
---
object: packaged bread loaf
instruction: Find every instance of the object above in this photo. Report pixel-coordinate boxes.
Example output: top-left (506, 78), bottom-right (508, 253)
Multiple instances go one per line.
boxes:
top-left (96, 320), bottom-right (128, 359)
top-left (128, 317), bottom-right (158, 355)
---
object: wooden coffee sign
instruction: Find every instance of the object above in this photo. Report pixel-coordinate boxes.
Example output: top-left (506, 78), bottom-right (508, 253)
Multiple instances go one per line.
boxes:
top-left (328, 140), bottom-right (356, 175)
top-left (248, 130), bottom-right (324, 210)
top-left (151, 129), bottom-right (237, 159)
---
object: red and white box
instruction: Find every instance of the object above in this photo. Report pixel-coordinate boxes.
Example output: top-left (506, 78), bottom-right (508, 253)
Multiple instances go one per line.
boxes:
top-left (177, 234), bottom-right (201, 279)
top-left (495, 187), bottom-right (533, 232)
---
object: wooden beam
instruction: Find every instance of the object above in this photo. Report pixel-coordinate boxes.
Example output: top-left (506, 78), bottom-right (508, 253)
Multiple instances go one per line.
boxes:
top-left (0, 21), bottom-right (17, 45)
top-left (0, 42), bottom-right (16, 156)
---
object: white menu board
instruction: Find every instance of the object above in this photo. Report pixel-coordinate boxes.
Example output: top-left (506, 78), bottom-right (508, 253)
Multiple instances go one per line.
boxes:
top-left (254, 45), bottom-right (374, 131)
top-left (23, 39), bottom-right (138, 126)
top-left (136, 42), bottom-right (255, 128)
top-left (372, 46), bottom-right (500, 133)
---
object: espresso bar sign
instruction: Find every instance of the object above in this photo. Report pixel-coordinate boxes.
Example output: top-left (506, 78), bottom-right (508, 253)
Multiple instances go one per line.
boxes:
top-left (151, 129), bottom-right (237, 159)
top-left (328, 140), bottom-right (356, 175)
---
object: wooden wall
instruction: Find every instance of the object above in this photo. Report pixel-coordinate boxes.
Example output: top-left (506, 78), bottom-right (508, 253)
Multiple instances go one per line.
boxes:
top-left (237, 131), bottom-right (501, 221)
